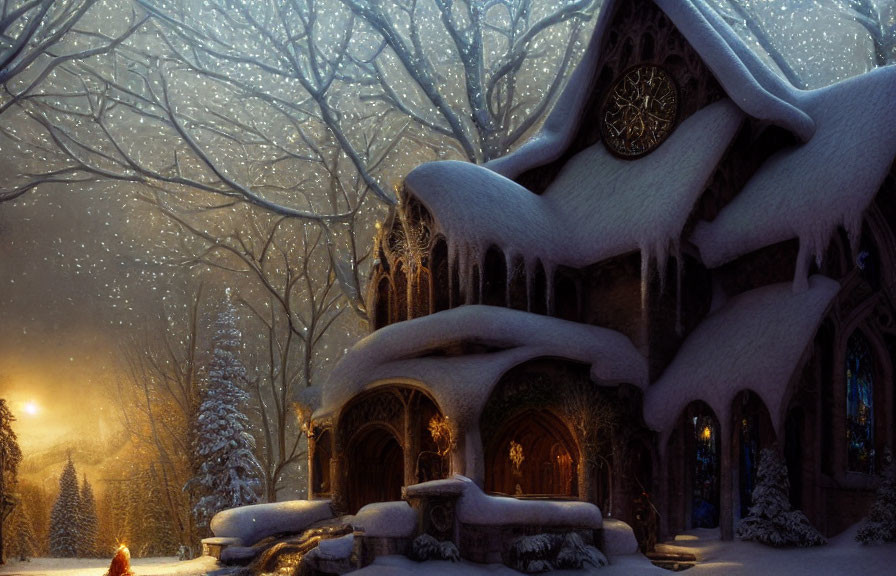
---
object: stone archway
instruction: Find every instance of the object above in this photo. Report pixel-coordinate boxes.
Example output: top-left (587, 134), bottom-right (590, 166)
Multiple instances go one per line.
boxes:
top-left (345, 425), bottom-right (404, 513)
top-left (335, 385), bottom-right (448, 514)
top-left (730, 390), bottom-right (775, 520)
top-left (480, 360), bottom-right (589, 499)
top-left (484, 408), bottom-right (578, 497)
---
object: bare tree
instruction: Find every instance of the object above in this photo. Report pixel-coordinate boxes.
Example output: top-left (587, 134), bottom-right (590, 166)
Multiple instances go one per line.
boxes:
top-left (708, 0), bottom-right (894, 89)
top-left (113, 286), bottom-right (204, 550)
top-left (142, 190), bottom-right (356, 500)
top-left (828, 0), bottom-right (895, 65)
top-left (1, 0), bottom-right (597, 211)
top-left (0, 0), bottom-right (147, 116)
top-left (337, 0), bottom-right (596, 161)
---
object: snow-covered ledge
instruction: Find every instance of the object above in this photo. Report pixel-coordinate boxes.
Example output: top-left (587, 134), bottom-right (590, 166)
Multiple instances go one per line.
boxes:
top-left (208, 499), bottom-right (334, 548)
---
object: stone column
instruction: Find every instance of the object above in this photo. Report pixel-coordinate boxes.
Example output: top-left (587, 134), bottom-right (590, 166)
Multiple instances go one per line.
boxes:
top-left (331, 454), bottom-right (347, 514)
top-left (719, 416), bottom-right (734, 541)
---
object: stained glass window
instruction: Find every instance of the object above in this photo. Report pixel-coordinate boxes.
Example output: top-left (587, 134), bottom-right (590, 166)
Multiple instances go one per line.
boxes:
top-left (693, 414), bottom-right (719, 528)
top-left (846, 331), bottom-right (875, 474)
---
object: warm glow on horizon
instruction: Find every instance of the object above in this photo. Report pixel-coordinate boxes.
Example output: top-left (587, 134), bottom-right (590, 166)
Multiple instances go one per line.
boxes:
top-left (23, 401), bottom-right (40, 416)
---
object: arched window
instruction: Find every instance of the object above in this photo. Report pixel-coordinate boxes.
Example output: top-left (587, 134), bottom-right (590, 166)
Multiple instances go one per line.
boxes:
top-left (846, 331), bottom-right (875, 474)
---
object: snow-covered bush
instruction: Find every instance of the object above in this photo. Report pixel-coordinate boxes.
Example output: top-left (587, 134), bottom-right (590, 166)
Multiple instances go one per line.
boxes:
top-left (737, 449), bottom-right (825, 547)
top-left (506, 532), bottom-right (604, 573)
top-left (857, 449), bottom-right (896, 544)
top-left (507, 533), bottom-right (561, 573)
top-left (410, 534), bottom-right (460, 562)
top-left (555, 532), bottom-right (607, 569)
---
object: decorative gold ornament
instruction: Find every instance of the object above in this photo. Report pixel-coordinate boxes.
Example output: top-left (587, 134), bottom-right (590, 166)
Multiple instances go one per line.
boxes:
top-left (600, 64), bottom-right (679, 158)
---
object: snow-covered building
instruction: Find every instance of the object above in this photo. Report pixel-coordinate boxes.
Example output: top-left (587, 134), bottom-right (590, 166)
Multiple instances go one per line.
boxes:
top-left (308, 0), bottom-right (896, 546)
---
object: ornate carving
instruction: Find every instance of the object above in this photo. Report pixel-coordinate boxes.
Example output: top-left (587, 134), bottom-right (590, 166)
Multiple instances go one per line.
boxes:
top-left (337, 389), bottom-right (404, 451)
top-left (601, 65), bottom-right (679, 158)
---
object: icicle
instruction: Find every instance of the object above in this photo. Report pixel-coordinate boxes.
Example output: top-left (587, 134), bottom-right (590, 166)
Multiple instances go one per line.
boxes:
top-left (525, 256), bottom-right (534, 312)
top-left (545, 261), bottom-right (556, 315)
top-left (639, 244), bottom-right (651, 351)
top-left (844, 209), bottom-right (863, 263)
top-left (505, 250), bottom-right (515, 306)
top-left (477, 249), bottom-right (486, 304)
top-left (655, 237), bottom-right (669, 295)
top-left (673, 239), bottom-right (683, 336)
top-left (792, 239), bottom-right (811, 294)
top-left (639, 242), bottom-right (650, 313)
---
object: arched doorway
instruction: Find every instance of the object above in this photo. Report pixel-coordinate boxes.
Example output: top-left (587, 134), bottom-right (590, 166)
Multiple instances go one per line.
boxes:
top-left (691, 405), bottom-right (720, 528)
top-left (731, 390), bottom-right (775, 519)
top-left (346, 425), bottom-right (404, 513)
top-left (668, 401), bottom-right (721, 530)
top-left (336, 385), bottom-right (448, 514)
top-left (485, 408), bottom-right (578, 497)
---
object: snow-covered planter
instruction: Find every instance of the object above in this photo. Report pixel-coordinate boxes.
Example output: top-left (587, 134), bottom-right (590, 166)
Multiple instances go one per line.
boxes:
top-left (736, 449), bottom-right (825, 547)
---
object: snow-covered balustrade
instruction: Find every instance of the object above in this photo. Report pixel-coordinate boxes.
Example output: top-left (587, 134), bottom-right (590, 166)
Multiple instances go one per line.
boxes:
top-left (645, 276), bottom-right (839, 440)
top-left (451, 475), bottom-right (602, 564)
top-left (207, 499), bottom-right (333, 548)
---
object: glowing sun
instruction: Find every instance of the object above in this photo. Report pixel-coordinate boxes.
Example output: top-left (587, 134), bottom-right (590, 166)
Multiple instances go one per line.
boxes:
top-left (23, 401), bottom-right (40, 416)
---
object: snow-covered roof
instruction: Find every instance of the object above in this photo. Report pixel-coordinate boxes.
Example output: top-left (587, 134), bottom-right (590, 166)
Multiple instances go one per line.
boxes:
top-left (316, 305), bottom-right (647, 426)
top-left (422, 0), bottom-right (896, 293)
top-left (644, 276), bottom-right (839, 439)
top-left (485, 0), bottom-right (814, 181)
top-left (691, 64), bottom-right (896, 285)
top-left (405, 99), bottom-right (743, 285)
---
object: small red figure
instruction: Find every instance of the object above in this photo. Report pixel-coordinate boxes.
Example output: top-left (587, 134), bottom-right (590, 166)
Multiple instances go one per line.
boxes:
top-left (105, 544), bottom-right (135, 576)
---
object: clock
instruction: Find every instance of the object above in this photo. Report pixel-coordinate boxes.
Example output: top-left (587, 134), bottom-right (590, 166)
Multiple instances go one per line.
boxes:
top-left (600, 64), bottom-right (679, 158)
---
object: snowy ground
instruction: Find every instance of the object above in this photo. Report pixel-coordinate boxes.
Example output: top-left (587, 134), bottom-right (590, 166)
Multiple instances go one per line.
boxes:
top-left (354, 524), bottom-right (896, 576)
top-left (0, 556), bottom-right (219, 576)
top-left (3, 525), bottom-right (895, 575)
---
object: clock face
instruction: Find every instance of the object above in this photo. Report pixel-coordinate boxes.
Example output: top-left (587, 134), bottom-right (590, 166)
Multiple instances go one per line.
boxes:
top-left (600, 65), bottom-right (679, 158)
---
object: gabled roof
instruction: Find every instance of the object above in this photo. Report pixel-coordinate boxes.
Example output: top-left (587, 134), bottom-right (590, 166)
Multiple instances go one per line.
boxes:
top-left (404, 0), bottom-right (896, 291)
top-left (485, 0), bottom-right (815, 181)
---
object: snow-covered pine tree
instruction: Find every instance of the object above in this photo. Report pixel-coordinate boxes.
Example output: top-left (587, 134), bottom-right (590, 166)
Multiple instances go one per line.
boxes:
top-left (78, 475), bottom-right (98, 557)
top-left (188, 295), bottom-right (261, 530)
top-left (49, 457), bottom-right (82, 557)
top-left (857, 448), bottom-right (896, 544)
top-left (0, 398), bottom-right (23, 565)
top-left (7, 505), bottom-right (37, 561)
top-left (737, 448), bottom-right (825, 547)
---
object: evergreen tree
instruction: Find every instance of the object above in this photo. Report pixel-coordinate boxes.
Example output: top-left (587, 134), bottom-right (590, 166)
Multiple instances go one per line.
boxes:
top-left (187, 296), bottom-right (261, 531)
top-left (48, 457), bottom-right (82, 557)
top-left (7, 505), bottom-right (37, 561)
top-left (857, 448), bottom-right (896, 544)
top-left (78, 475), bottom-right (99, 557)
top-left (0, 399), bottom-right (23, 565)
top-left (737, 448), bottom-right (825, 547)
